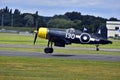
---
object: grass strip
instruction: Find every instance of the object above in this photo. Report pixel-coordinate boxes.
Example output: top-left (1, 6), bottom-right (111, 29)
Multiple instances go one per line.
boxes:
top-left (0, 56), bottom-right (120, 80)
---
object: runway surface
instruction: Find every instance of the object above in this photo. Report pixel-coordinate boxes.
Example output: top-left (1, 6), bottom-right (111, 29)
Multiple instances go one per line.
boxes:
top-left (0, 50), bottom-right (120, 61)
top-left (0, 44), bottom-right (120, 52)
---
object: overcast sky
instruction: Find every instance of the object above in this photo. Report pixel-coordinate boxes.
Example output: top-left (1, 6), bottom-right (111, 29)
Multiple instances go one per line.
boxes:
top-left (0, 0), bottom-right (120, 19)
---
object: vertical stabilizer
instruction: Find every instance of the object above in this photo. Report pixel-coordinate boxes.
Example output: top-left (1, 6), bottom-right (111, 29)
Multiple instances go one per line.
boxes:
top-left (96, 25), bottom-right (108, 39)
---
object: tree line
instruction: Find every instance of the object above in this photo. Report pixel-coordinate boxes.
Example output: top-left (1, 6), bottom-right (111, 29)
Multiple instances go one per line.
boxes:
top-left (0, 6), bottom-right (119, 33)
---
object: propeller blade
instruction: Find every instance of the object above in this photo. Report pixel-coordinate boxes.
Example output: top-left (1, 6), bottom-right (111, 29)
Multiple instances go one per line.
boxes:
top-left (33, 31), bottom-right (38, 44)
top-left (33, 22), bottom-right (39, 44)
top-left (33, 11), bottom-right (39, 45)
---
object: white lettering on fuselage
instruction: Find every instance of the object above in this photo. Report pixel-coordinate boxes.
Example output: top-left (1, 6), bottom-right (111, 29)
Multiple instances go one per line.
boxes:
top-left (66, 32), bottom-right (76, 39)
top-left (65, 29), bottom-right (76, 39)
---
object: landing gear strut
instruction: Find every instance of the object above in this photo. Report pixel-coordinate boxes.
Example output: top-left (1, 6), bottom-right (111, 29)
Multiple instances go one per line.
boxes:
top-left (95, 44), bottom-right (99, 51)
top-left (44, 40), bottom-right (54, 54)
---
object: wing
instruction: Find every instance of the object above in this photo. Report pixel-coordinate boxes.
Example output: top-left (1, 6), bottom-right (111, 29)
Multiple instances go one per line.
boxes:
top-left (48, 35), bottom-right (71, 47)
top-left (46, 28), bottom-right (71, 47)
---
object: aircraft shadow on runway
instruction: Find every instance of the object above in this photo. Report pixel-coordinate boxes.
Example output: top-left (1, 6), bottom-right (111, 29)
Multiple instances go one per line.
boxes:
top-left (52, 54), bottom-right (75, 57)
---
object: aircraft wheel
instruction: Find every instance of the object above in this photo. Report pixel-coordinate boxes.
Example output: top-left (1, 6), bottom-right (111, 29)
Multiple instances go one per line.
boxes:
top-left (44, 47), bottom-right (53, 53)
top-left (96, 48), bottom-right (99, 51)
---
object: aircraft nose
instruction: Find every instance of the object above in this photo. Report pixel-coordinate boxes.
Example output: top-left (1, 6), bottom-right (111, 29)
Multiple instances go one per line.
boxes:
top-left (38, 28), bottom-right (48, 39)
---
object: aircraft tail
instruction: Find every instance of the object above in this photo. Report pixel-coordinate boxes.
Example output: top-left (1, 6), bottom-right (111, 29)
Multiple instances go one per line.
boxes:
top-left (95, 25), bottom-right (108, 39)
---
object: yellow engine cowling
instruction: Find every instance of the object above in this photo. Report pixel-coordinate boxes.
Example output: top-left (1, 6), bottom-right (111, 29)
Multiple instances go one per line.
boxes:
top-left (38, 27), bottom-right (48, 39)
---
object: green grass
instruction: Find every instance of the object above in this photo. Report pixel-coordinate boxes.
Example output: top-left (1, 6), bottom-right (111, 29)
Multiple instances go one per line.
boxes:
top-left (0, 33), bottom-right (47, 45)
top-left (0, 26), bottom-right (34, 32)
top-left (0, 56), bottom-right (120, 80)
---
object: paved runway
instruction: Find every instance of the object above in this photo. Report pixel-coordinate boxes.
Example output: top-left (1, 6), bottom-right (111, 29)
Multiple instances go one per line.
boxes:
top-left (0, 44), bottom-right (120, 52)
top-left (0, 50), bottom-right (120, 61)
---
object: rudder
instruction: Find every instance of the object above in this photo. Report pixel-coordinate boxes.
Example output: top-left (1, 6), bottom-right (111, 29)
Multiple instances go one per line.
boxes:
top-left (95, 25), bottom-right (108, 39)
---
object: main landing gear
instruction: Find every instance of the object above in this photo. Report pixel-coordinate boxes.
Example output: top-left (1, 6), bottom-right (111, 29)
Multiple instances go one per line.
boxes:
top-left (95, 44), bottom-right (99, 51)
top-left (44, 40), bottom-right (54, 54)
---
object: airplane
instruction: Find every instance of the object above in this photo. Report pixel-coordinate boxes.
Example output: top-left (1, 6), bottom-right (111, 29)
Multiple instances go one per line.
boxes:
top-left (33, 25), bottom-right (112, 54)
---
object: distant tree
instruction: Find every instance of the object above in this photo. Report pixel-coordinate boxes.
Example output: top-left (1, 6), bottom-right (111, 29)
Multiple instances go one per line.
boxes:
top-left (109, 17), bottom-right (118, 21)
top-left (9, 9), bottom-right (12, 14)
top-left (24, 14), bottom-right (34, 27)
top-left (53, 15), bottom-right (69, 20)
top-left (13, 9), bottom-right (21, 27)
top-left (1, 7), bottom-right (119, 33)
top-left (65, 11), bottom-right (82, 20)
top-left (14, 9), bottom-right (21, 15)
top-left (73, 20), bottom-right (82, 29)
top-left (47, 18), bottom-right (75, 29)
top-left (1, 6), bottom-right (11, 26)
top-left (4, 6), bottom-right (9, 13)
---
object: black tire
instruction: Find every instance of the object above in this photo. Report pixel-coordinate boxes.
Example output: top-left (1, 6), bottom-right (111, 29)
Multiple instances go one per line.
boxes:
top-left (96, 48), bottom-right (99, 51)
top-left (44, 47), bottom-right (53, 53)
top-left (44, 47), bottom-right (49, 53)
top-left (49, 48), bottom-right (53, 53)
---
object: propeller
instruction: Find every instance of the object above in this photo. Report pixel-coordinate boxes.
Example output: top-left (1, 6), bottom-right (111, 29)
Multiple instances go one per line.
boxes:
top-left (33, 11), bottom-right (39, 45)
top-left (33, 26), bottom-right (39, 44)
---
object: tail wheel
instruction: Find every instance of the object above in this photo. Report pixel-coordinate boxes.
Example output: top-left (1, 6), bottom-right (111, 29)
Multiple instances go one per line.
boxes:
top-left (44, 47), bottom-right (53, 53)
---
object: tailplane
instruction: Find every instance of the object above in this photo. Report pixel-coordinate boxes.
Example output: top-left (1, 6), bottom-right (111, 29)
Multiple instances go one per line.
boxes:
top-left (95, 25), bottom-right (108, 39)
